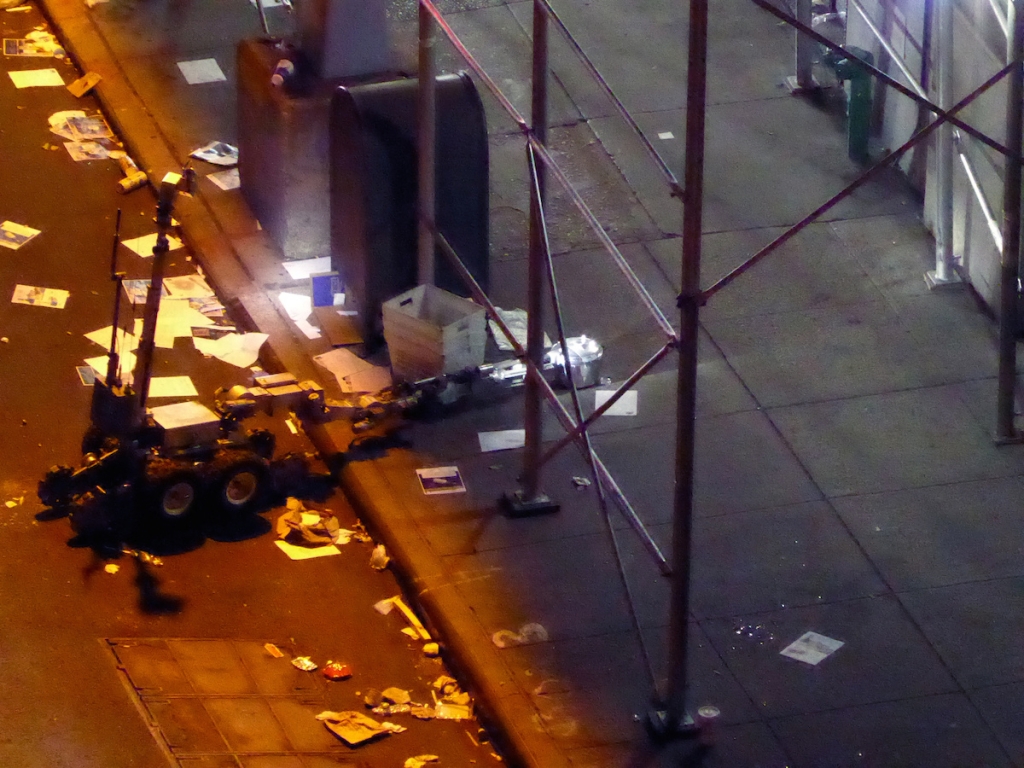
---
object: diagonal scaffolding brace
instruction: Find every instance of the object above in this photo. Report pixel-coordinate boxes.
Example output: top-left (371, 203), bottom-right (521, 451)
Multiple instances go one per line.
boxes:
top-left (754, 0), bottom-right (1020, 161)
top-left (529, 143), bottom-right (661, 688)
top-left (429, 222), bottom-right (671, 572)
top-left (702, 61), bottom-right (1014, 301)
top-left (420, 0), bottom-right (679, 342)
top-left (533, 0), bottom-right (683, 196)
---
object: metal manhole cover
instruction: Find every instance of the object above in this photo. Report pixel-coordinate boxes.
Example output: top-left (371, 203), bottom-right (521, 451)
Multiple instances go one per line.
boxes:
top-left (105, 638), bottom-right (358, 766)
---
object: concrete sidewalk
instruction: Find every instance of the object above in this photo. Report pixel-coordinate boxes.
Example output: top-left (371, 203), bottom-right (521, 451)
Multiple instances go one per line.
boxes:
top-left (38, 0), bottom-right (1024, 765)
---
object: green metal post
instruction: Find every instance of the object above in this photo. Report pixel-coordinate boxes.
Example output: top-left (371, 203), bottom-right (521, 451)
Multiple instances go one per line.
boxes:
top-left (832, 47), bottom-right (873, 163)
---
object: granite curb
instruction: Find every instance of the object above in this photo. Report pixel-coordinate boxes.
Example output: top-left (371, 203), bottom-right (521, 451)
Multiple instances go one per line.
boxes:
top-left (341, 453), bottom-right (573, 768)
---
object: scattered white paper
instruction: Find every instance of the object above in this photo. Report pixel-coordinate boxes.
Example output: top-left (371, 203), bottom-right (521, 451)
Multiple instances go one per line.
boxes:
top-left (66, 114), bottom-right (111, 140)
top-left (296, 320), bottom-right (321, 339)
top-left (66, 71), bottom-right (101, 97)
top-left (190, 141), bottom-right (237, 166)
top-left (374, 597), bottom-right (397, 615)
top-left (595, 389), bottom-right (638, 416)
top-left (150, 400), bottom-right (218, 430)
top-left (488, 307), bottom-right (550, 352)
top-left (313, 348), bottom-right (391, 393)
top-left (86, 351), bottom-right (136, 379)
top-left (147, 376), bottom-right (198, 398)
top-left (492, 623), bottom-right (549, 648)
top-left (780, 631), bottom-right (844, 666)
top-left (192, 332), bottom-right (268, 367)
top-left (189, 295), bottom-right (224, 317)
top-left (155, 298), bottom-right (215, 348)
top-left (9, 68), bottom-right (63, 87)
top-left (64, 140), bottom-right (109, 161)
top-left (122, 279), bottom-right (166, 304)
top-left (177, 57), bottom-right (226, 85)
top-left (416, 466), bottom-right (467, 495)
top-left (658, 131), bottom-right (675, 140)
top-left (478, 429), bottom-right (526, 453)
top-left (0, 220), bottom-right (41, 250)
top-left (283, 256), bottom-right (332, 281)
top-left (25, 30), bottom-right (58, 43)
top-left (274, 539), bottom-right (340, 560)
top-left (12, 284), bottom-right (68, 308)
top-left (163, 274), bottom-right (214, 298)
top-left (278, 290), bottom-right (312, 321)
top-left (48, 109), bottom-right (85, 139)
top-left (277, 290), bottom-right (321, 339)
top-left (5, 34), bottom-right (60, 57)
top-left (76, 365), bottom-right (96, 385)
top-left (84, 323), bottom-right (141, 356)
top-left (206, 167), bottom-right (240, 190)
top-left (121, 232), bottom-right (183, 257)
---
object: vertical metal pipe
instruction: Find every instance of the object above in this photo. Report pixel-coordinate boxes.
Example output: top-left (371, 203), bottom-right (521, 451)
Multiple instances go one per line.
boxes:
top-left (254, 0), bottom-right (271, 37)
top-left (908, 0), bottom-right (934, 185)
top-left (665, 0), bottom-right (708, 728)
top-left (795, 0), bottom-right (816, 89)
top-left (417, 1), bottom-right (437, 286)
top-left (920, 0), bottom-right (934, 95)
top-left (988, 0), bottom-right (1011, 39)
top-left (956, 136), bottom-right (1004, 253)
top-left (522, 0), bottom-right (549, 498)
top-left (997, 0), bottom-right (1024, 440)
top-left (135, 183), bottom-right (176, 414)
top-left (105, 208), bottom-right (123, 387)
top-left (932, 0), bottom-right (956, 283)
top-left (531, 0), bottom-right (548, 190)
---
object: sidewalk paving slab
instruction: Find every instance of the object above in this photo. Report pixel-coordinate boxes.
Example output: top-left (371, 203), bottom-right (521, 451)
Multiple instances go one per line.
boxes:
top-left (833, 475), bottom-right (1024, 591)
top-left (770, 693), bottom-right (1013, 767)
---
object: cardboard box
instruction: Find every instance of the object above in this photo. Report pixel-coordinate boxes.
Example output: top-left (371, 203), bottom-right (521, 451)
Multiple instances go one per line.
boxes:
top-left (382, 285), bottom-right (486, 380)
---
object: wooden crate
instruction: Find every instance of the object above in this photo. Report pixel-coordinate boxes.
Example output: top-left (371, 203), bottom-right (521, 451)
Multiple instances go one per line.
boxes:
top-left (382, 285), bottom-right (486, 380)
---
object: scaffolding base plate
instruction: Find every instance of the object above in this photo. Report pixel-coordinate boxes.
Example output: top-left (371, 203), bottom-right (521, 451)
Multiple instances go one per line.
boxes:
top-left (994, 429), bottom-right (1024, 446)
top-left (784, 74), bottom-right (822, 95)
top-left (500, 490), bottom-right (560, 518)
top-left (646, 706), bottom-right (697, 741)
top-left (924, 269), bottom-right (963, 291)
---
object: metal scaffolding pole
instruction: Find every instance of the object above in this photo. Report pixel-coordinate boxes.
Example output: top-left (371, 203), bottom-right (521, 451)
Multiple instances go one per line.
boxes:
top-left (956, 134), bottom-right (1004, 254)
top-left (786, 0), bottom-right (818, 93)
top-left (657, 0), bottom-right (709, 733)
top-left (503, 0), bottom-right (560, 515)
top-left (417, 1), bottom-right (437, 286)
top-left (997, 0), bottom-right (1024, 441)
top-left (927, 0), bottom-right (961, 287)
top-left (989, 0), bottom-right (1011, 38)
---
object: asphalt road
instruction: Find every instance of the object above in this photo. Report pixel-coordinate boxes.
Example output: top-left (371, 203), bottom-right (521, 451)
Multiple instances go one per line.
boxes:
top-left (0, 7), bottom-right (500, 767)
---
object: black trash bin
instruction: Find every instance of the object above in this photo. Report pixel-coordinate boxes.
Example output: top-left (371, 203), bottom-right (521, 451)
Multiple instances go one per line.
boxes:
top-left (330, 72), bottom-right (490, 344)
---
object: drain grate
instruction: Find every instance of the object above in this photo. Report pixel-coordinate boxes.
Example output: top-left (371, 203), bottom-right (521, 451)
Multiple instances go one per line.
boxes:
top-left (105, 638), bottom-right (362, 767)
